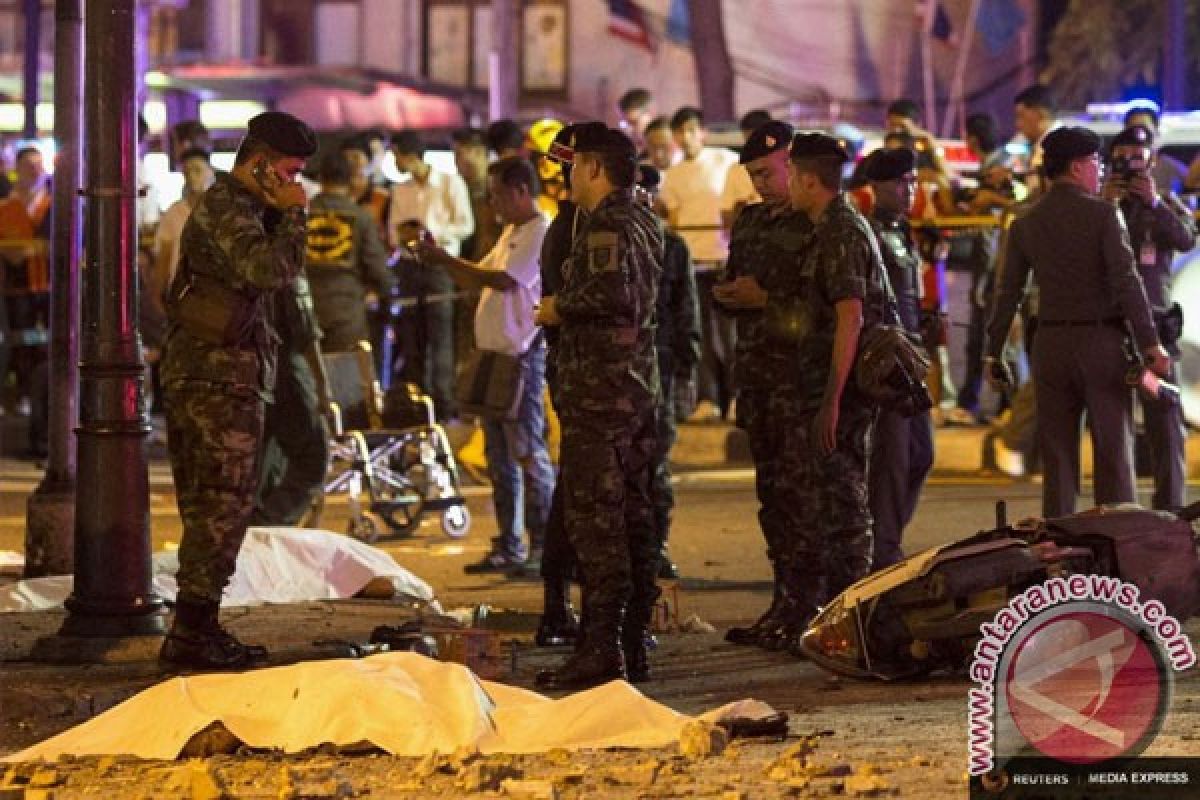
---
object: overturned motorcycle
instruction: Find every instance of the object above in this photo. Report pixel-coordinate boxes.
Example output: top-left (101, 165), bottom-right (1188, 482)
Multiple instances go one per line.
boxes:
top-left (798, 502), bottom-right (1200, 680)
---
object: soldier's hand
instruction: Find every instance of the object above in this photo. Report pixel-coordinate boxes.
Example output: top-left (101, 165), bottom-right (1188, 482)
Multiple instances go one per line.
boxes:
top-left (812, 399), bottom-right (839, 456)
top-left (1143, 344), bottom-right (1171, 378)
top-left (712, 275), bottom-right (768, 309)
top-left (535, 296), bottom-right (561, 326)
top-left (983, 356), bottom-right (1014, 392)
top-left (266, 181), bottom-right (308, 211)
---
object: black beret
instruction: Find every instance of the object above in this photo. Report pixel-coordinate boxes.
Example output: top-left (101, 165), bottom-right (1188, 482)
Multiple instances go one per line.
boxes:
top-left (863, 147), bottom-right (917, 182)
top-left (789, 132), bottom-right (849, 164)
top-left (740, 120), bottom-right (795, 165)
top-left (246, 111), bottom-right (317, 158)
top-left (637, 163), bottom-right (662, 191)
top-left (1041, 126), bottom-right (1101, 165)
top-left (1109, 124), bottom-right (1154, 152)
top-left (571, 122), bottom-right (637, 161)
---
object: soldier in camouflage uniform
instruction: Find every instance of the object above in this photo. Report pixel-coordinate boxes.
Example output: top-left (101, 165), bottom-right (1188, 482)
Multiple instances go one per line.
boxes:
top-left (712, 121), bottom-right (818, 650)
top-left (780, 133), bottom-right (884, 651)
top-left (863, 148), bottom-right (934, 570)
top-left (636, 164), bottom-right (701, 581)
top-left (159, 112), bottom-right (316, 670)
top-left (249, 269), bottom-right (332, 527)
top-left (535, 123), bottom-right (663, 689)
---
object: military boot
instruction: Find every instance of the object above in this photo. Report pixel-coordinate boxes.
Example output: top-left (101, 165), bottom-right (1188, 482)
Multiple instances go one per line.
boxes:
top-left (535, 604), bottom-right (626, 690)
top-left (622, 583), bottom-right (660, 683)
top-left (757, 565), bottom-right (822, 652)
top-left (534, 576), bottom-right (580, 647)
top-left (725, 559), bottom-right (785, 645)
top-left (160, 599), bottom-right (268, 671)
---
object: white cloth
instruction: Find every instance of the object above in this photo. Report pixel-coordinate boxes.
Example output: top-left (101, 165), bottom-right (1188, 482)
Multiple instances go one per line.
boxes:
top-left (0, 527), bottom-right (438, 613)
top-left (386, 168), bottom-right (474, 256)
top-left (661, 147), bottom-right (739, 264)
top-left (474, 214), bottom-right (549, 355)
top-left (720, 164), bottom-right (760, 213)
top-left (4, 653), bottom-right (780, 761)
top-left (153, 198), bottom-right (193, 287)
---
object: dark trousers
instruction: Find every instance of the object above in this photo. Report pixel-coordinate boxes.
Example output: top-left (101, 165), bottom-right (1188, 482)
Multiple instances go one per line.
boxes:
top-left (651, 371), bottom-right (677, 545)
top-left (396, 291), bottom-right (456, 421)
top-left (1033, 325), bottom-right (1136, 517)
top-left (958, 292), bottom-right (987, 413)
top-left (694, 269), bottom-right (736, 411)
top-left (251, 351), bottom-right (330, 527)
top-left (868, 409), bottom-right (934, 569)
top-left (1142, 360), bottom-right (1187, 512)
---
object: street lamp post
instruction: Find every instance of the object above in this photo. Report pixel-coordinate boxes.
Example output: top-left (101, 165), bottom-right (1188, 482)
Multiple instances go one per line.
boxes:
top-left (54, 0), bottom-right (165, 646)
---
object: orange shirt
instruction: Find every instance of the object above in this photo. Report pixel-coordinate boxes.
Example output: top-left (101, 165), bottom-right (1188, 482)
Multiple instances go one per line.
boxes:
top-left (0, 188), bottom-right (51, 293)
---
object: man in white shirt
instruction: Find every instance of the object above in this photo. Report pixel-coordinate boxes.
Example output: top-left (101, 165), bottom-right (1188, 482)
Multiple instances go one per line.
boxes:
top-left (661, 107), bottom-right (739, 421)
top-left (1013, 84), bottom-right (1058, 198)
top-left (388, 130), bottom-right (475, 420)
top-left (153, 149), bottom-right (215, 315)
top-left (417, 157), bottom-right (554, 573)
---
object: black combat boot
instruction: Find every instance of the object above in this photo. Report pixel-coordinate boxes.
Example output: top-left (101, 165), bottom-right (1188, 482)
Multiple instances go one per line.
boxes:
top-left (757, 565), bottom-right (822, 652)
top-left (622, 578), bottom-right (661, 683)
top-left (725, 559), bottom-right (785, 645)
top-left (160, 598), bottom-right (268, 671)
top-left (534, 577), bottom-right (580, 647)
top-left (535, 603), bottom-right (626, 690)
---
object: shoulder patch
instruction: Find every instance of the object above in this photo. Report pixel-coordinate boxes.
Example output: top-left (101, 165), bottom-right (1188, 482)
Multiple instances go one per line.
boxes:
top-left (587, 231), bottom-right (620, 272)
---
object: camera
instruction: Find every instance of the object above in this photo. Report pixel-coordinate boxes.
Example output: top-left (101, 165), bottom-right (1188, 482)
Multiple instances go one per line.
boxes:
top-left (1110, 152), bottom-right (1147, 182)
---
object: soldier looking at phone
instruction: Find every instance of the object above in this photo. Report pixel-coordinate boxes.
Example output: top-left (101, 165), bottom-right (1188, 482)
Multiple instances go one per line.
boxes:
top-left (159, 111), bottom-right (317, 670)
top-left (1104, 124), bottom-right (1197, 512)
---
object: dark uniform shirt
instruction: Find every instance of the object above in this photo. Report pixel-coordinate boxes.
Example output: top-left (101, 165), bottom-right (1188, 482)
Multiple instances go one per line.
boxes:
top-left (724, 202), bottom-right (812, 390)
top-left (656, 229), bottom-right (701, 384)
top-left (794, 194), bottom-right (885, 411)
top-left (868, 207), bottom-right (923, 333)
top-left (305, 191), bottom-right (395, 351)
top-left (162, 171), bottom-right (306, 400)
top-left (1118, 191), bottom-right (1197, 312)
top-left (556, 190), bottom-right (662, 417)
top-left (988, 182), bottom-right (1159, 356)
top-left (540, 200), bottom-right (582, 395)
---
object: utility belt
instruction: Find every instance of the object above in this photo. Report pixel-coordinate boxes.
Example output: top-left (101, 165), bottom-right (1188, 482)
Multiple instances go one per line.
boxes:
top-left (168, 269), bottom-right (259, 349)
top-left (1037, 317), bottom-right (1125, 329)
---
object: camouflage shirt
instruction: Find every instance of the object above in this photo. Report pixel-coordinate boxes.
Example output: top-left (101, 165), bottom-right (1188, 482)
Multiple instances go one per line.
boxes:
top-left (161, 171), bottom-right (307, 400)
top-left (794, 193), bottom-right (885, 411)
top-left (556, 189), bottom-right (662, 418)
top-left (868, 208), bottom-right (922, 334)
top-left (724, 202), bottom-right (813, 390)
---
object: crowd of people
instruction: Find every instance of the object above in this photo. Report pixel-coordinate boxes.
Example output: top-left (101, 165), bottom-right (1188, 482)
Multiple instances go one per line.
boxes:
top-left (4, 80), bottom-right (1194, 684)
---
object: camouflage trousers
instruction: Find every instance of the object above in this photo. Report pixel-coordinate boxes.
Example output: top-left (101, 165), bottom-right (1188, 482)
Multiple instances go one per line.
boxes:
top-left (736, 387), bottom-right (804, 568)
top-left (560, 409), bottom-right (660, 628)
top-left (779, 401), bottom-right (876, 599)
top-left (166, 383), bottom-right (265, 604)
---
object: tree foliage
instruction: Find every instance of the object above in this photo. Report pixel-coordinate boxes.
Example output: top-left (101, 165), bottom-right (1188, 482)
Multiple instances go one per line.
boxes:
top-left (1040, 0), bottom-right (1200, 108)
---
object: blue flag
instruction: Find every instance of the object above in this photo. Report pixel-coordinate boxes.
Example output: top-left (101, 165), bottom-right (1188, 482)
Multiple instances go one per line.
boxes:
top-left (667, 0), bottom-right (690, 45)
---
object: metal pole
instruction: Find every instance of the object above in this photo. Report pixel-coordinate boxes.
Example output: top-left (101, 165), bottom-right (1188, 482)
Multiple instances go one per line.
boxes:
top-left (59, 0), bottom-right (164, 640)
top-left (24, 0), bottom-right (84, 578)
top-left (490, 0), bottom-right (518, 120)
top-left (21, 0), bottom-right (40, 139)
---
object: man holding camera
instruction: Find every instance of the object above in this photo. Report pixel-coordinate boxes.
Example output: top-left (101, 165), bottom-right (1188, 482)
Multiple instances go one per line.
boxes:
top-left (1105, 124), bottom-right (1197, 512)
top-left (160, 111), bottom-right (316, 669)
top-left (986, 127), bottom-right (1171, 519)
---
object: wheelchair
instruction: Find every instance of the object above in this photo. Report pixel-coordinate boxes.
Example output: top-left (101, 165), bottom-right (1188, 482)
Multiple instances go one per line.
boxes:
top-left (314, 342), bottom-right (471, 543)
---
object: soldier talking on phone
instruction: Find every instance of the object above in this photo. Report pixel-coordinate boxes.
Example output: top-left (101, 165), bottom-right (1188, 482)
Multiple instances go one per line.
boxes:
top-left (159, 111), bottom-right (317, 670)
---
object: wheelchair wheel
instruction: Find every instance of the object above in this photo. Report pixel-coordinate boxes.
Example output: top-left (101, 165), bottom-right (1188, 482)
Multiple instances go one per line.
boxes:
top-left (348, 511), bottom-right (383, 544)
top-left (441, 505), bottom-right (471, 539)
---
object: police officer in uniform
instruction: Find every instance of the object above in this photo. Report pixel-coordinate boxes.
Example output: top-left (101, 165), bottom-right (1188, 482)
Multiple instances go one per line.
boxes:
top-left (782, 133), bottom-right (884, 640)
top-left (863, 148), bottom-right (934, 569)
top-left (637, 164), bottom-right (701, 581)
top-left (160, 111), bottom-right (316, 669)
top-left (1105, 125), bottom-right (1196, 512)
top-left (987, 127), bottom-right (1171, 518)
top-left (535, 123), bottom-right (662, 688)
top-left (249, 270), bottom-right (332, 527)
top-left (712, 120), bottom-right (819, 649)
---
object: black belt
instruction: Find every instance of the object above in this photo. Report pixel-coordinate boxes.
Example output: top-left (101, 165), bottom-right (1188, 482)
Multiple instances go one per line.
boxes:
top-left (1038, 317), bottom-right (1124, 328)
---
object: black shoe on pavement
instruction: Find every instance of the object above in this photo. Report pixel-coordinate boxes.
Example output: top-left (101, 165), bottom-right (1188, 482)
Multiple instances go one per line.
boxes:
top-left (535, 645), bottom-right (626, 690)
top-left (160, 625), bottom-right (268, 671)
top-left (535, 611), bottom-right (580, 647)
top-left (464, 550), bottom-right (526, 575)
